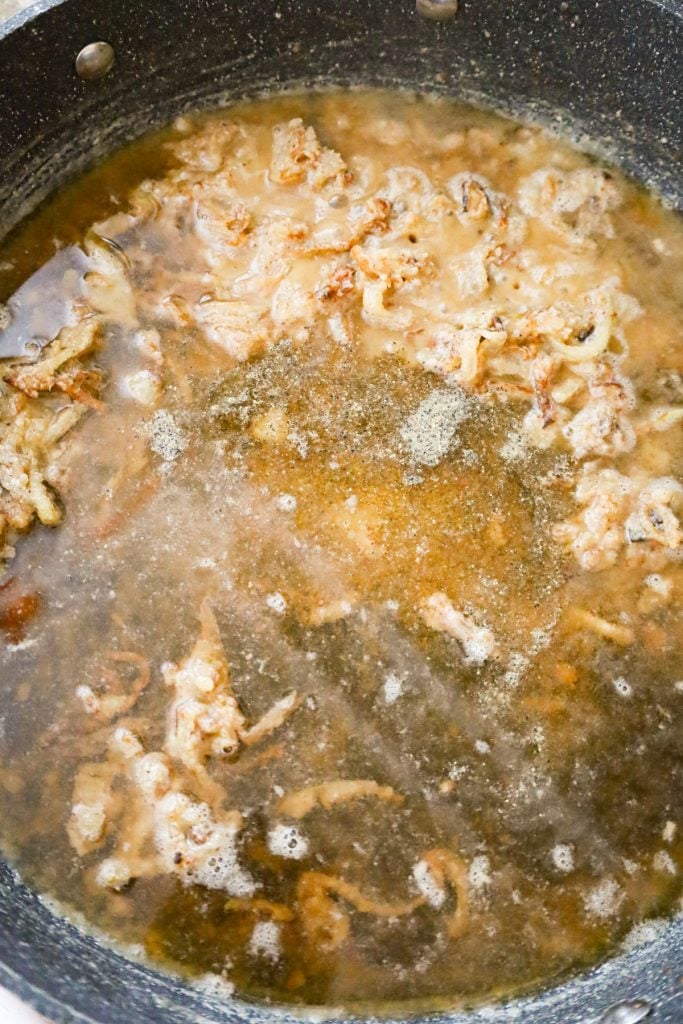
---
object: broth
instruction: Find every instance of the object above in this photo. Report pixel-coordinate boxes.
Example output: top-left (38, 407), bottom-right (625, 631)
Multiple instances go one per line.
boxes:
top-left (0, 90), bottom-right (681, 1011)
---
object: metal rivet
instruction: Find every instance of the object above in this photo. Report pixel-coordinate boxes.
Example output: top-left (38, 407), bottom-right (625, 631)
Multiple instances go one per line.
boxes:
top-left (75, 41), bottom-right (115, 81)
top-left (416, 0), bottom-right (458, 21)
top-left (599, 1000), bottom-right (653, 1024)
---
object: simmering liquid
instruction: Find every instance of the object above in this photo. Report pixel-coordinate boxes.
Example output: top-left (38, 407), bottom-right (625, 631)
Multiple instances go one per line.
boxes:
top-left (0, 90), bottom-right (681, 1011)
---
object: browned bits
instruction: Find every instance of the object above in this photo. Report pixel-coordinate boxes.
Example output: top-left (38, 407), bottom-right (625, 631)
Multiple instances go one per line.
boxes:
top-left (0, 589), bottom-right (41, 644)
top-left (315, 265), bottom-right (356, 303)
top-left (461, 178), bottom-right (490, 219)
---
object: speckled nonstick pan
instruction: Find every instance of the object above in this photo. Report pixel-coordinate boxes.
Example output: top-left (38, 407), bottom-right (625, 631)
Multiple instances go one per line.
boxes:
top-left (0, 1), bottom-right (681, 1022)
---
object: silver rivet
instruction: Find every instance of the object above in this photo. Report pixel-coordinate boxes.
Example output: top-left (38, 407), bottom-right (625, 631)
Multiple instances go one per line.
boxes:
top-left (416, 0), bottom-right (458, 21)
top-left (75, 41), bottom-right (115, 81)
top-left (599, 1000), bottom-right (653, 1024)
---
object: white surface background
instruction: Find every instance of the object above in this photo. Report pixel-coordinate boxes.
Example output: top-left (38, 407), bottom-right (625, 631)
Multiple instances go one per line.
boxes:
top-left (0, 986), bottom-right (49, 1024)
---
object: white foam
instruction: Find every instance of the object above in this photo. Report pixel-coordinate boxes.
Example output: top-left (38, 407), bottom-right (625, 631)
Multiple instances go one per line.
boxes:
top-left (190, 839), bottom-right (256, 895)
top-left (193, 972), bottom-right (236, 999)
top-left (653, 850), bottom-right (676, 875)
top-left (504, 651), bottom-right (530, 688)
top-left (267, 824), bottom-right (309, 860)
top-left (583, 878), bottom-right (624, 919)
top-left (249, 920), bottom-right (281, 962)
top-left (551, 844), bottom-right (575, 873)
top-left (663, 821), bottom-right (677, 843)
top-left (276, 493), bottom-right (297, 511)
top-left (613, 676), bottom-right (632, 697)
top-left (265, 592), bottom-right (287, 614)
top-left (621, 917), bottom-right (669, 952)
top-left (154, 795), bottom-right (256, 896)
top-left (412, 860), bottom-right (446, 908)
top-left (468, 855), bottom-right (491, 888)
top-left (530, 627), bottom-right (553, 653)
top-left (644, 573), bottom-right (672, 596)
top-left (382, 673), bottom-right (403, 705)
top-left (463, 632), bottom-right (495, 665)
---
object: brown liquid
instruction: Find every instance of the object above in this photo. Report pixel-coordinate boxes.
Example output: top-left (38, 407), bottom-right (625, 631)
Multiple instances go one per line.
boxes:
top-left (0, 90), bottom-right (681, 1012)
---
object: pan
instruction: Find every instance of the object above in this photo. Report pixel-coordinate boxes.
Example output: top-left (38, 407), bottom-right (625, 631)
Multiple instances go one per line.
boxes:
top-left (0, 1), bottom-right (681, 1022)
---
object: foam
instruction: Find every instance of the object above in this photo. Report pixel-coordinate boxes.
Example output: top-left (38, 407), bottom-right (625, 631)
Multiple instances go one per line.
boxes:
top-left (653, 850), bottom-right (676, 875)
top-left (249, 920), bottom-right (281, 962)
top-left (504, 651), bottom-right (530, 688)
top-left (551, 844), bottom-right (575, 873)
top-left (265, 592), bottom-right (287, 614)
top-left (621, 917), bottom-right (669, 952)
top-left (663, 821), bottom-right (677, 843)
top-left (276, 493), bottom-right (297, 511)
top-left (189, 837), bottom-right (257, 895)
top-left (645, 573), bottom-right (672, 596)
top-left (583, 878), bottom-right (623, 919)
top-left (468, 855), bottom-right (492, 888)
top-left (613, 676), bottom-right (632, 697)
top-left (412, 859), bottom-right (446, 908)
top-left (267, 823), bottom-right (309, 860)
top-left (463, 632), bottom-right (495, 665)
top-left (192, 973), bottom-right (236, 999)
top-left (382, 673), bottom-right (404, 705)
top-left (154, 795), bottom-right (256, 896)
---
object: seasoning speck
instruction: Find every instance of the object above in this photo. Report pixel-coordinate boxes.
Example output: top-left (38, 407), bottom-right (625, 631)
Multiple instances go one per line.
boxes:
top-left (399, 387), bottom-right (469, 467)
top-left (147, 410), bottom-right (186, 461)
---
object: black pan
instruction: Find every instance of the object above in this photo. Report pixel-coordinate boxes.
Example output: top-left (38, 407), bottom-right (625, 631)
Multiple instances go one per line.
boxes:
top-left (0, 1), bottom-right (681, 1021)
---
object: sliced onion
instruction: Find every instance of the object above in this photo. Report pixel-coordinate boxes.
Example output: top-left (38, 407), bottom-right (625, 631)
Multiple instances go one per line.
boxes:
top-left (551, 293), bottom-right (612, 363)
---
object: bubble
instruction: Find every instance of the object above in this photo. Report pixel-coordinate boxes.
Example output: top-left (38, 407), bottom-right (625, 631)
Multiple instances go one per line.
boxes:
top-left (267, 824), bottom-right (309, 860)
top-left (551, 844), bottom-right (575, 873)
top-left (249, 920), bottom-right (281, 962)
top-left (613, 677), bottom-right (632, 697)
top-left (265, 592), bottom-right (287, 614)
top-left (276, 493), bottom-right (297, 512)
top-left (583, 878), bottom-right (623, 920)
